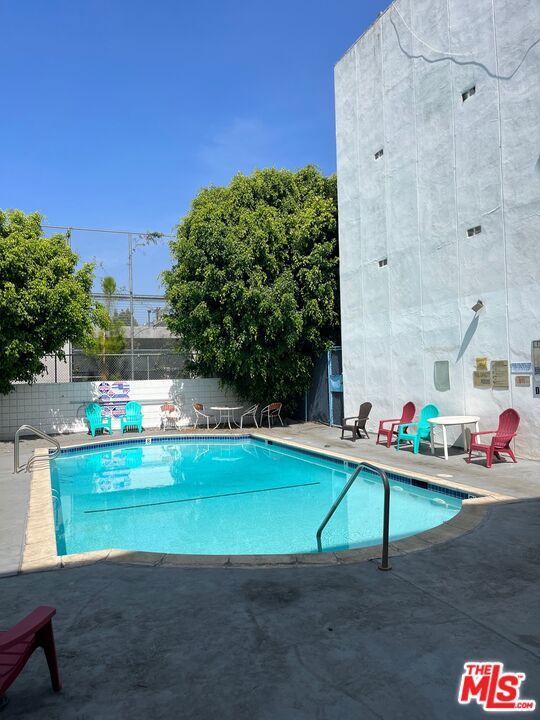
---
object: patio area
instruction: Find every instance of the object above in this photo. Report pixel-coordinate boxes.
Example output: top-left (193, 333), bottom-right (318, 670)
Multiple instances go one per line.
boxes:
top-left (1, 421), bottom-right (539, 578)
top-left (1, 422), bottom-right (539, 718)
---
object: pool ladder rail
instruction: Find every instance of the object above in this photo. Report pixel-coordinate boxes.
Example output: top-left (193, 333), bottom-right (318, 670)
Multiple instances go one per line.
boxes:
top-left (14, 425), bottom-right (61, 474)
top-left (316, 461), bottom-right (391, 571)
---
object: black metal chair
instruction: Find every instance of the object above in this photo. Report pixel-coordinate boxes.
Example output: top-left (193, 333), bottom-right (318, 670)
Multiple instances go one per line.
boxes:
top-left (341, 402), bottom-right (372, 441)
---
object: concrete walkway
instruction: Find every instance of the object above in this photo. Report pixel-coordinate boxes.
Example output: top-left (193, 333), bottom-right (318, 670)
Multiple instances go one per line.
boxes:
top-left (1, 498), bottom-right (539, 719)
top-left (0, 444), bottom-right (30, 576)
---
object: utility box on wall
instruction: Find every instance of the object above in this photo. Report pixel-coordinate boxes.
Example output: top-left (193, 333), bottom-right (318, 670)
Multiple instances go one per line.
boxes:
top-left (533, 341), bottom-right (540, 398)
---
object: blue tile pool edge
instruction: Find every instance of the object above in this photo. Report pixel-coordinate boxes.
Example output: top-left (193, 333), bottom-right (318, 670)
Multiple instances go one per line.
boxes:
top-left (254, 437), bottom-right (476, 501)
top-left (48, 433), bottom-right (477, 502)
top-left (53, 434), bottom-right (252, 455)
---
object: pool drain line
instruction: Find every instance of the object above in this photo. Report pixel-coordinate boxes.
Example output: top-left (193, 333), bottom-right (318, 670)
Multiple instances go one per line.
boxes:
top-left (84, 481), bottom-right (321, 514)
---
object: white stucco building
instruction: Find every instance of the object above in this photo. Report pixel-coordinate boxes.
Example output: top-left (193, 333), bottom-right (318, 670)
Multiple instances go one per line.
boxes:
top-left (335, 0), bottom-right (540, 458)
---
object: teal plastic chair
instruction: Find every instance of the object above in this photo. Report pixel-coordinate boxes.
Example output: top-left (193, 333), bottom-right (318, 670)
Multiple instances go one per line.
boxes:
top-left (120, 401), bottom-right (143, 433)
top-left (85, 403), bottom-right (113, 437)
top-left (396, 403), bottom-right (439, 454)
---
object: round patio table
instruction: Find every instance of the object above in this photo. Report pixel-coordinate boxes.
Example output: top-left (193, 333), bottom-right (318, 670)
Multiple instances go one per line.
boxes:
top-left (210, 406), bottom-right (243, 430)
top-left (428, 416), bottom-right (480, 460)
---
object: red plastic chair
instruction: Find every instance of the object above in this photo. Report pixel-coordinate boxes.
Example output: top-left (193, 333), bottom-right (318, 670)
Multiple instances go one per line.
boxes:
top-left (0, 607), bottom-right (61, 707)
top-left (376, 402), bottom-right (416, 448)
top-left (467, 409), bottom-right (520, 468)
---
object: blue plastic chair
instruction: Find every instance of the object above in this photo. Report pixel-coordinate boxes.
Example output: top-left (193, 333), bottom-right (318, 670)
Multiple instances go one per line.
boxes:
top-left (85, 403), bottom-right (113, 437)
top-left (120, 401), bottom-right (144, 433)
top-left (396, 403), bottom-right (439, 454)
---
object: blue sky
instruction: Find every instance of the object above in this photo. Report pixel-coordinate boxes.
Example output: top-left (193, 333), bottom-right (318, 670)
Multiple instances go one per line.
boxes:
top-left (0, 0), bottom-right (388, 293)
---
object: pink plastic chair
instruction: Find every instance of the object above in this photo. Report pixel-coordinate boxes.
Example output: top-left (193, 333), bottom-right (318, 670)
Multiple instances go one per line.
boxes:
top-left (467, 409), bottom-right (520, 468)
top-left (0, 607), bottom-right (61, 708)
top-left (376, 402), bottom-right (416, 448)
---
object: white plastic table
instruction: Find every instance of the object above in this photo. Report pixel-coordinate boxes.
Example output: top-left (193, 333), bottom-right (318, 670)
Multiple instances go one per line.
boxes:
top-left (428, 416), bottom-right (480, 460)
top-left (211, 406), bottom-right (243, 430)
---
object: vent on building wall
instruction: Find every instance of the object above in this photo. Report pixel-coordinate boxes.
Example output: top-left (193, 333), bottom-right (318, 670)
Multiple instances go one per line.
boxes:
top-left (378, 258), bottom-right (388, 267)
top-left (374, 148), bottom-right (384, 160)
top-left (467, 225), bottom-right (482, 237)
top-left (462, 86), bottom-right (476, 102)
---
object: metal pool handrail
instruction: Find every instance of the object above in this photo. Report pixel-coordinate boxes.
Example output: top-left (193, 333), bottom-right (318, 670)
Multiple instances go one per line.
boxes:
top-left (14, 425), bottom-right (60, 474)
top-left (316, 461), bottom-right (391, 571)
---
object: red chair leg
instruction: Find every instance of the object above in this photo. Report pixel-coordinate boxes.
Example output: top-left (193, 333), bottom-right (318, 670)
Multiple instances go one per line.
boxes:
top-left (506, 447), bottom-right (517, 463)
top-left (486, 447), bottom-right (493, 469)
top-left (467, 445), bottom-right (473, 463)
top-left (37, 623), bottom-right (62, 692)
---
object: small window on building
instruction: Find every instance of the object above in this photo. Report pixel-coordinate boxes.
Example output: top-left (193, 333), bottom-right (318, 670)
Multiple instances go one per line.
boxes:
top-left (374, 148), bottom-right (384, 160)
top-left (378, 258), bottom-right (388, 267)
top-left (467, 225), bottom-right (482, 237)
top-left (462, 86), bottom-right (476, 102)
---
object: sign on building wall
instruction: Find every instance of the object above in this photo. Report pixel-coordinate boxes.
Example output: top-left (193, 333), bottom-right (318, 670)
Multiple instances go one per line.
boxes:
top-left (472, 360), bottom-right (510, 389)
top-left (473, 370), bottom-right (491, 389)
top-left (473, 357), bottom-right (492, 388)
top-left (475, 357), bottom-right (488, 371)
top-left (510, 362), bottom-right (533, 374)
top-left (491, 360), bottom-right (509, 390)
top-left (515, 375), bottom-right (531, 387)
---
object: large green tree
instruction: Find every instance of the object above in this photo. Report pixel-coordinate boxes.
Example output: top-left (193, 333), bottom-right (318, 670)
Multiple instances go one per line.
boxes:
top-left (163, 166), bottom-right (339, 409)
top-left (0, 209), bottom-right (94, 393)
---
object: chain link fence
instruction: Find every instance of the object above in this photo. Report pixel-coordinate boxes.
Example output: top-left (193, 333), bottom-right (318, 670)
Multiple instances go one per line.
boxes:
top-left (38, 351), bottom-right (191, 383)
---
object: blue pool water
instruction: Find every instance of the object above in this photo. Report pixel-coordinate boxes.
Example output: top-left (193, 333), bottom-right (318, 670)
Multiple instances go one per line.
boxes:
top-left (50, 437), bottom-right (464, 556)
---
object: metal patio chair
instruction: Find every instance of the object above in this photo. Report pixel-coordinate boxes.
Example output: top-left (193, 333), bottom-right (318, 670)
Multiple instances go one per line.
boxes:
top-left (260, 402), bottom-right (284, 428)
top-left (193, 403), bottom-right (216, 430)
top-left (160, 402), bottom-right (179, 430)
top-left (240, 404), bottom-right (259, 429)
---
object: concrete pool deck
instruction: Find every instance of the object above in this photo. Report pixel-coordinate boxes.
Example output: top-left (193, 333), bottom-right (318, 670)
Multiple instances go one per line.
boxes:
top-left (0, 422), bottom-right (539, 717)
top-left (1, 498), bottom-right (539, 719)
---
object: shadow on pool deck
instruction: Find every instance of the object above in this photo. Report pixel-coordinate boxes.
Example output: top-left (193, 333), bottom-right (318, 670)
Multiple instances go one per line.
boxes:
top-left (1, 498), bottom-right (539, 719)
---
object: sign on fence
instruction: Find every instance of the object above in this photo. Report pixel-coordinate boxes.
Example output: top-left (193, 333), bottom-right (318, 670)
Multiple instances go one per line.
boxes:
top-left (98, 382), bottom-right (131, 417)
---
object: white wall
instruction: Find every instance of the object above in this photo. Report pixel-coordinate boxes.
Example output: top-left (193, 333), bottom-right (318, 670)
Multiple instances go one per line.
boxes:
top-left (0, 378), bottom-right (245, 440)
top-left (335, 0), bottom-right (540, 458)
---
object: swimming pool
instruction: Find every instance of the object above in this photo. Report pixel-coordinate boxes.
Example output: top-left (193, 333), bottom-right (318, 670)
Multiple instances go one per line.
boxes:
top-left (50, 436), bottom-right (467, 556)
